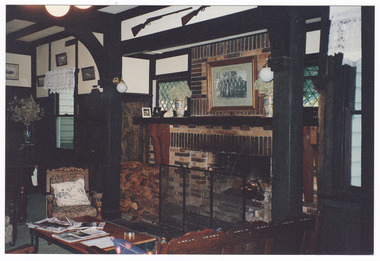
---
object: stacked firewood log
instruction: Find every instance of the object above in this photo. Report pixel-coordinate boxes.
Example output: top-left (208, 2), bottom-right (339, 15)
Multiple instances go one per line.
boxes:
top-left (120, 161), bottom-right (160, 222)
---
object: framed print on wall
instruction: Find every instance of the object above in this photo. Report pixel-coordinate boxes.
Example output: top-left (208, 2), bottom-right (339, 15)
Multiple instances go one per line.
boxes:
top-left (56, 53), bottom-right (67, 67)
top-left (207, 56), bottom-right (257, 111)
top-left (6, 63), bottom-right (19, 80)
top-left (81, 66), bottom-right (95, 81)
top-left (36, 75), bottom-right (45, 87)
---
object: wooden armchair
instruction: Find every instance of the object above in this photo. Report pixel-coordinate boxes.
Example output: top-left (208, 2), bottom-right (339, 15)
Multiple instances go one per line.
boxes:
top-left (271, 213), bottom-right (320, 254)
top-left (156, 228), bottom-right (226, 254)
top-left (223, 220), bottom-right (275, 254)
top-left (46, 167), bottom-right (102, 219)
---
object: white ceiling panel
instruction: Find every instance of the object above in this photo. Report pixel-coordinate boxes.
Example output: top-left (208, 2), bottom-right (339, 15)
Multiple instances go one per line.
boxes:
top-left (6, 19), bottom-right (36, 34)
top-left (97, 5), bottom-right (137, 14)
top-left (17, 26), bottom-right (65, 42)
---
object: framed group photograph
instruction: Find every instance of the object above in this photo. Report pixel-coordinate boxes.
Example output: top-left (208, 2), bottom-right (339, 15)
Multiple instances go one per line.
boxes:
top-left (56, 53), bottom-right (67, 67)
top-left (81, 66), bottom-right (95, 81)
top-left (207, 56), bottom-right (257, 111)
top-left (6, 63), bottom-right (19, 80)
top-left (36, 75), bottom-right (45, 87)
top-left (142, 107), bottom-right (152, 118)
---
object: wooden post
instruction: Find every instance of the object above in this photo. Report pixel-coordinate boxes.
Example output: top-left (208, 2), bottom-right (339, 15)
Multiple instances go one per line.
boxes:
top-left (268, 7), bottom-right (306, 221)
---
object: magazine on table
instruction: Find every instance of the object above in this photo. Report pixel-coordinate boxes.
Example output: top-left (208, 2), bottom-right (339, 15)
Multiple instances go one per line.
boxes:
top-left (52, 227), bottom-right (109, 243)
top-left (27, 217), bottom-right (106, 233)
top-left (27, 217), bottom-right (71, 233)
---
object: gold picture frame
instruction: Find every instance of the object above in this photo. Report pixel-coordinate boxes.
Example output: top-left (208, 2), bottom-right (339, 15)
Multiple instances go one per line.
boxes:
top-left (207, 56), bottom-right (257, 111)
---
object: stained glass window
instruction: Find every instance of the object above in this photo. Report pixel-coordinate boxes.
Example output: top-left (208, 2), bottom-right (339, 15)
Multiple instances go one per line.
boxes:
top-left (158, 80), bottom-right (188, 111)
top-left (303, 66), bottom-right (319, 107)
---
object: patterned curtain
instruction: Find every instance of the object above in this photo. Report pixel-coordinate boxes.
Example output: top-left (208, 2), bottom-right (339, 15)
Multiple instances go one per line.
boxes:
top-left (44, 67), bottom-right (75, 93)
top-left (328, 6), bottom-right (361, 67)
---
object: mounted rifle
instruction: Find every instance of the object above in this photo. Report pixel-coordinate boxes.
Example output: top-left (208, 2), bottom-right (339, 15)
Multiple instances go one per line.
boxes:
top-left (181, 6), bottom-right (210, 26)
top-left (132, 7), bottom-right (192, 37)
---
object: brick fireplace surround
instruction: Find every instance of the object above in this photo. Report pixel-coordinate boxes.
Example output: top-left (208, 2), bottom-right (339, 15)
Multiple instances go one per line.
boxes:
top-left (120, 33), bottom-right (317, 230)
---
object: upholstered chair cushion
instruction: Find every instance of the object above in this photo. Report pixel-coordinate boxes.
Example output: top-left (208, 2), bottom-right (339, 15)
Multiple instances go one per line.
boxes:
top-left (50, 204), bottom-right (97, 219)
top-left (51, 178), bottom-right (90, 207)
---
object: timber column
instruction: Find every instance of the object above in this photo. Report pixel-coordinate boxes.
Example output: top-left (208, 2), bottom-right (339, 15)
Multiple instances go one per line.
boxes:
top-left (101, 16), bottom-right (122, 219)
top-left (268, 7), bottom-right (306, 221)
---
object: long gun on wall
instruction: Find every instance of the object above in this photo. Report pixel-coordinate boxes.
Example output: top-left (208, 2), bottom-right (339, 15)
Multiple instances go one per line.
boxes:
top-left (132, 7), bottom-right (192, 37)
top-left (181, 6), bottom-right (210, 26)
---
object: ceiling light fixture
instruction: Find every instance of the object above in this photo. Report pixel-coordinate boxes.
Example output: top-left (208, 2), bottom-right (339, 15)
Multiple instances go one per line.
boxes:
top-left (113, 77), bottom-right (128, 93)
top-left (259, 57), bottom-right (274, 82)
top-left (75, 6), bottom-right (92, 10)
top-left (45, 5), bottom-right (70, 17)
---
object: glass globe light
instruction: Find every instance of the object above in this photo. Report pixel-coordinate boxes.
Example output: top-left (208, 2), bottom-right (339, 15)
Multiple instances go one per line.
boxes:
top-left (259, 67), bottom-right (274, 82)
top-left (116, 82), bottom-right (128, 93)
top-left (45, 6), bottom-right (70, 17)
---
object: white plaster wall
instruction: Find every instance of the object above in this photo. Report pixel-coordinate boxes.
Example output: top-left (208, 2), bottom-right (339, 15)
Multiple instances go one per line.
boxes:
top-left (6, 53), bottom-right (31, 88)
top-left (78, 40), bottom-right (101, 94)
top-left (156, 54), bottom-right (188, 75)
top-left (36, 44), bottom-right (49, 98)
top-left (122, 57), bottom-right (149, 94)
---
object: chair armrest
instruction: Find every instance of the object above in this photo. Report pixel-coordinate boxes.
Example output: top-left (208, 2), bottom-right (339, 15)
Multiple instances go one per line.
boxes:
top-left (89, 191), bottom-right (103, 219)
top-left (46, 194), bottom-right (55, 218)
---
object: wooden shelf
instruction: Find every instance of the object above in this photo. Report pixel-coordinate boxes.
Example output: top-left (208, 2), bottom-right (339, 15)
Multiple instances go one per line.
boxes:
top-left (133, 116), bottom-right (273, 128)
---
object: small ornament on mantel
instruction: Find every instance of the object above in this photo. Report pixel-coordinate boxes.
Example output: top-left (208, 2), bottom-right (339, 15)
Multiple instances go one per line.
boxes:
top-left (164, 109), bottom-right (174, 118)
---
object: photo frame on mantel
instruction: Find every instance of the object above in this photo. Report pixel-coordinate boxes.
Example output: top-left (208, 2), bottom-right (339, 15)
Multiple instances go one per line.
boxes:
top-left (207, 56), bottom-right (257, 111)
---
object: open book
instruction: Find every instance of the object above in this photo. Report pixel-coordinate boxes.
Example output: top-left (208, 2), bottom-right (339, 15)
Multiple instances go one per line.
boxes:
top-left (52, 227), bottom-right (109, 243)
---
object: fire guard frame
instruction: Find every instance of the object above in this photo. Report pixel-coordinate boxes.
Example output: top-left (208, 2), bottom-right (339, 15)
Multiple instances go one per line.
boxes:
top-left (159, 164), bottom-right (250, 232)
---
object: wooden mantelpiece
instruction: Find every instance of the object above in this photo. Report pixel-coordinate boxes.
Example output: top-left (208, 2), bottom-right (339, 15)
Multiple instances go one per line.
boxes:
top-left (133, 116), bottom-right (273, 129)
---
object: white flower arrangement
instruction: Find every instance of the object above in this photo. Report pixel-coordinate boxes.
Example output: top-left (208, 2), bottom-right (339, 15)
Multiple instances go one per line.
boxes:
top-left (7, 95), bottom-right (44, 126)
top-left (254, 79), bottom-right (273, 95)
top-left (168, 82), bottom-right (192, 100)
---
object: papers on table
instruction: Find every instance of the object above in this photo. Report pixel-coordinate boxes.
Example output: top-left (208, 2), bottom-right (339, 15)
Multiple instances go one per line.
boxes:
top-left (27, 217), bottom-right (105, 233)
top-left (80, 236), bottom-right (114, 249)
top-left (52, 227), bottom-right (109, 243)
top-left (27, 217), bottom-right (71, 233)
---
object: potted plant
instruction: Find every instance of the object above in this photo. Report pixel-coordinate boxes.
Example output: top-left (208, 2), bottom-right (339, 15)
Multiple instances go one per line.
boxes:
top-left (7, 95), bottom-right (44, 143)
top-left (168, 82), bottom-right (192, 117)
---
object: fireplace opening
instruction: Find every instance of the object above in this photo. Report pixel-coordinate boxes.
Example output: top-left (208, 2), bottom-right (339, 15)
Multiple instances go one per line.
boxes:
top-left (159, 156), bottom-right (272, 232)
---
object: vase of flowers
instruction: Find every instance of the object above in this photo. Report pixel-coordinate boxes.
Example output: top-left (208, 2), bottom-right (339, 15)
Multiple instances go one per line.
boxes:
top-left (168, 82), bottom-right (192, 117)
top-left (7, 95), bottom-right (44, 143)
top-left (254, 79), bottom-right (273, 117)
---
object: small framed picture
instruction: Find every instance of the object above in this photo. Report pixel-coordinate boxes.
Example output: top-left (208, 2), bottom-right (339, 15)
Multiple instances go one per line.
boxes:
top-left (6, 63), bottom-right (19, 80)
top-left (36, 75), bottom-right (45, 87)
top-left (142, 107), bottom-right (152, 118)
top-left (153, 107), bottom-right (161, 117)
top-left (56, 53), bottom-right (67, 67)
top-left (81, 66), bottom-right (95, 81)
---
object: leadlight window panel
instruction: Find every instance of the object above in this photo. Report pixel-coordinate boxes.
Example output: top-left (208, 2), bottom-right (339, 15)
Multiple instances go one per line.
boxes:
top-left (158, 80), bottom-right (188, 111)
top-left (303, 66), bottom-right (319, 107)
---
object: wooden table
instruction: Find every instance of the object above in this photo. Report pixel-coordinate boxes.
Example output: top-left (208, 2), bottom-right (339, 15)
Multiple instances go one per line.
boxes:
top-left (29, 216), bottom-right (157, 254)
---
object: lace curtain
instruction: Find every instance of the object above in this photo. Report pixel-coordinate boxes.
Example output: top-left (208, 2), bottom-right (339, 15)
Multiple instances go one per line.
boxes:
top-left (328, 6), bottom-right (361, 67)
top-left (44, 67), bottom-right (75, 93)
